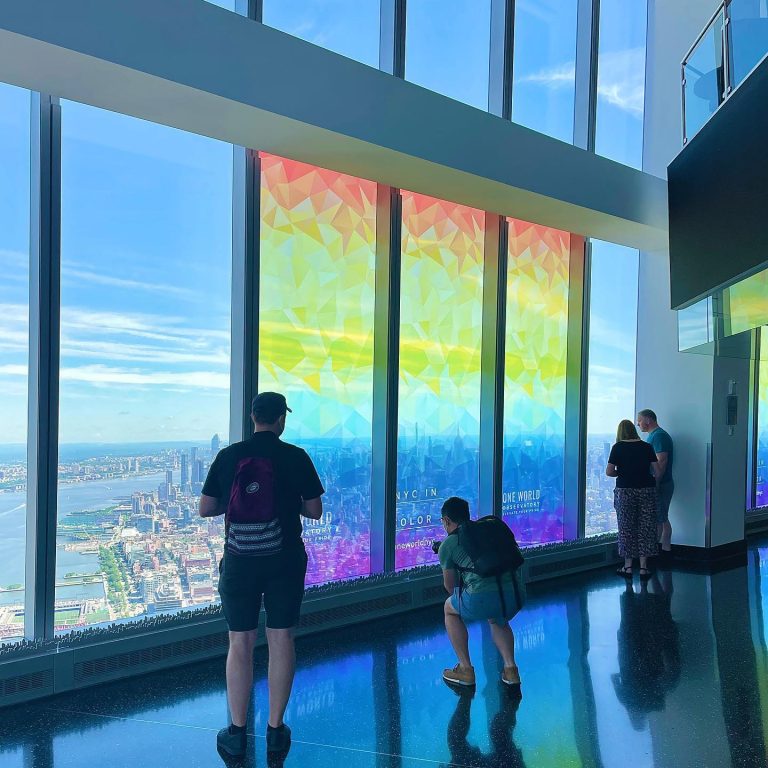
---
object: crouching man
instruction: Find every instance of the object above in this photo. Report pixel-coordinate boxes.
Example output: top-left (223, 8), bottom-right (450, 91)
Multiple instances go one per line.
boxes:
top-left (437, 497), bottom-right (525, 691)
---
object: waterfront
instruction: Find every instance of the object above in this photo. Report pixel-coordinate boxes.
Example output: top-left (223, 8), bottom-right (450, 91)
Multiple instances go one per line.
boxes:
top-left (0, 472), bottom-right (167, 589)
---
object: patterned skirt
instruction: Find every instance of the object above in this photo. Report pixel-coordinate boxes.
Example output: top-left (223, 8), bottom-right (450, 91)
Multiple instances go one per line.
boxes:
top-left (614, 487), bottom-right (658, 558)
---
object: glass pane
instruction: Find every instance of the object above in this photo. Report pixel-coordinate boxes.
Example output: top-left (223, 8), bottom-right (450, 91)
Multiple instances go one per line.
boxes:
top-left (511, 0), bottom-right (578, 143)
top-left (259, 154), bottom-right (376, 585)
top-left (678, 297), bottom-right (714, 351)
top-left (57, 102), bottom-right (232, 631)
top-left (204, 0), bottom-right (236, 10)
top-left (395, 193), bottom-right (484, 569)
top-left (595, 0), bottom-right (648, 167)
top-left (0, 84), bottom-right (30, 644)
top-left (585, 241), bottom-right (639, 537)
top-left (729, 0), bottom-right (768, 89)
top-left (726, 267), bottom-right (768, 335)
top-left (263, 0), bottom-right (381, 68)
top-left (503, 221), bottom-right (569, 545)
top-left (757, 335), bottom-right (768, 508)
top-left (682, 11), bottom-right (725, 143)
top-left (405, 0), bottom-right (492, 110)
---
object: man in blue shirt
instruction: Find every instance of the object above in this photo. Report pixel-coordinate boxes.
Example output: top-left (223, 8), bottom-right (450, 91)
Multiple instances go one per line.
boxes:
top-left (637, 409), bottom-right (674, 554)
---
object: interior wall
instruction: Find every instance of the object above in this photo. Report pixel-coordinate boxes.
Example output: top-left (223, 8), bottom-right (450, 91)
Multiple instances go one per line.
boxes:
top-left (710, 343), bottom-right (752, 547)
top-left (638, 0), bottom-right (723, 548)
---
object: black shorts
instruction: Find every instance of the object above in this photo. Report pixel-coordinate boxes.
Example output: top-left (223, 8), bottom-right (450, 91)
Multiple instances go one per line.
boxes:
top-left (218, 547), bottom-right (307, 631)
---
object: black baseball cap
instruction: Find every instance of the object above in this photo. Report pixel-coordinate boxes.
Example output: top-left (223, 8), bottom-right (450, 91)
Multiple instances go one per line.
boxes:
top-left (251, 392), bottom-right (292, 423)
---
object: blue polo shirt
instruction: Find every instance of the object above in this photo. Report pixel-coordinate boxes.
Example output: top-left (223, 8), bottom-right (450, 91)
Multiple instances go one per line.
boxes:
top-left (648, 427), bottom-right (673, 484)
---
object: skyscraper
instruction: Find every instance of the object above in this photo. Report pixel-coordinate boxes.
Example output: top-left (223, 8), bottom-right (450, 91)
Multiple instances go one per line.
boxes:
top-left (165, 469), bottom-right (173, 486)
top-left (211, 434), bottom-right (221, 454)
top-left (180, 453), bottom-right (189, 488)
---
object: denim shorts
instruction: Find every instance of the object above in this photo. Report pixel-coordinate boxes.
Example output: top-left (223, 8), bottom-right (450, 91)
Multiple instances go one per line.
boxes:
top-left (657, 482), bottom-right (674, 524)
top-left (450, 582), bottom-right (524, 625)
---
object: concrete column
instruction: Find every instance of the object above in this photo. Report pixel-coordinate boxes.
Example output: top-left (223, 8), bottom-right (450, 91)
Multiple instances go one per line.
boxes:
top-left (638, 0), bottom-right (749, 558)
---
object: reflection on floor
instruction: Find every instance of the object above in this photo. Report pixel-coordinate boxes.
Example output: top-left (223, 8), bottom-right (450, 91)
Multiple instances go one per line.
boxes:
top-left (4, 540), bottom-right (768, 767)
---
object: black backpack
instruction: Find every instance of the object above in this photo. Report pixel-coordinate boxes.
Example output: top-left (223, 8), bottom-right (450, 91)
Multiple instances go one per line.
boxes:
top-left (456, 515), bottom-right (525, 617)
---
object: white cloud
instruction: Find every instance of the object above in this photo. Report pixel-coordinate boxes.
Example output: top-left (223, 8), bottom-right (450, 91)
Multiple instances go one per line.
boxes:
top-left (519, 47), bottom-right (646, 116)
top-left (61, 308), bottom-right (230, 345)
top-left (60, 338), bottom-right (230, 366)
top-left (63, 268), bottom-right (198, 299)
top-left (59, 364), bottom-right (229, 390)
top-left (589, 315), bottom-right (638, 357)
top-left (0, 249), bottom-right (28, 269)
top-left (0, 363), bottom-right (228, 390)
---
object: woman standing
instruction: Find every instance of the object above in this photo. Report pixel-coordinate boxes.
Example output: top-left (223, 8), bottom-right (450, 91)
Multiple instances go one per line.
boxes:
top-left (606, 419), bottom-right (659, 579)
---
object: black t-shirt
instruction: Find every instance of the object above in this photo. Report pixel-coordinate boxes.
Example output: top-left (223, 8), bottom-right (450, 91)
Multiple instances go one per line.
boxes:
top-left (202, 431), bottom-right (324, 551)
top-left (608, 440), bottom-right (658, 489)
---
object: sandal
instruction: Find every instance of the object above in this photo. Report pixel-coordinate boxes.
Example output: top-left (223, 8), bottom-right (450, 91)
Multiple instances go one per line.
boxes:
top-left (616, 566), bottom-right (633, 578)
top-left (639, 568), bottom-right (653, 580)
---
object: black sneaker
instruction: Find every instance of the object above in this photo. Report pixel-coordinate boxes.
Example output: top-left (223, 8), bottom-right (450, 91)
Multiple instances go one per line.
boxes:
top-left (217, 725), bottom-right (247, 757)
top-left (266, 723), bottom-right (291, 753)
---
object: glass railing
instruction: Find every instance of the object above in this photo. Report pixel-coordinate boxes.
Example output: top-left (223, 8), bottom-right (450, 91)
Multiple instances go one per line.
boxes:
top-left (682, 0), bottom-right (768, 144)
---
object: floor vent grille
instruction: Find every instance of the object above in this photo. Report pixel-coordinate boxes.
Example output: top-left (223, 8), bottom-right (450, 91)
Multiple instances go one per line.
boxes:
top-left (422, 584), bottom-right (447, 602)
top-left (74, 632), bottom-right (228, 682)
top-left (1, 668), bottom-right (52, 699)
top-left (528, 551), bottom-right (607, 578)
top-left (299, 592), bottom-right (410, 629)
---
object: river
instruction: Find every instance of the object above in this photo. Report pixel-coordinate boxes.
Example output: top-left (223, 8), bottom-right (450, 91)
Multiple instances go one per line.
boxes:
top-left (0, 472), bottom-right (167, 590)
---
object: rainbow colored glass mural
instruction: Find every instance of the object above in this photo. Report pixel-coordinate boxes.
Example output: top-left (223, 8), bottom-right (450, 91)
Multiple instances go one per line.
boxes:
top-left (502, 220), bottom-right (570, 544)
top-left (395, 191), bottom-right (484, 570)
top-left (756, 343), bottom-right (768, 508)
top-left (258, 153), bottom-right (376, 584)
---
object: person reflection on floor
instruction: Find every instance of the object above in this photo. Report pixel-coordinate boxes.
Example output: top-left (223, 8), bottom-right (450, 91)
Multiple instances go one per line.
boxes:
top-left (611, 569), bottom-right (681, 729)
top-left (444, 690), bottom-right (526, 768)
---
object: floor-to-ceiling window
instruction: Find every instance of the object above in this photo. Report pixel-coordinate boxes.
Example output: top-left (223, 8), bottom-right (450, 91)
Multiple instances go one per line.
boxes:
top-left (594, 0), bottom-right (648, 168)
top-left (258, 154), bottom-right (376, 585)
top-left (502, 220), bottom-right (570, 545)
top-left (56, 102), bottom-right (232, 631)
top-left (395, 192), bottom-right (484, 569)
top-left (262, 0), bottom-right (381, 67)
top-left (0, 84), bottom-right (31, 644)
top-left (585, 241), bottom-right (639, 535)
top-left (756, 334), bottom-right (768, 507)
top-left (405, 0), bottom-right (493, 110)
top-left (511, 0), bottom-right (579, 143)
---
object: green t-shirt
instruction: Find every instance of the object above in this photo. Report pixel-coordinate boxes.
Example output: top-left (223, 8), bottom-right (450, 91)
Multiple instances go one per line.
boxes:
top-left (648, 427), bottom-right (673, 484)
top-left (438, 531), bottom-right (514, 594)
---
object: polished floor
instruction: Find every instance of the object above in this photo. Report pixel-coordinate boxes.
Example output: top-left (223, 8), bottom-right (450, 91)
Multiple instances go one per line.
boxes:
top-left (3, 542), bottom-right (768, 768)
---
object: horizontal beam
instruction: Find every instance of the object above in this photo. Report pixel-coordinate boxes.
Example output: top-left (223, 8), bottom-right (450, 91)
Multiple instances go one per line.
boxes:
top-left (0, 0), bottom-right (668, 249)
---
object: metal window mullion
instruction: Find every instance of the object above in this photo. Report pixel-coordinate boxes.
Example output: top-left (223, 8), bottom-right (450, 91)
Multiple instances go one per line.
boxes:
top-left (26, 93), bottom-right (61, 641)
top-left (564, 236), bottom-right (588, 541)
top-left (488, 0), bottom-right (515, 119)
top-left (230, 148), bottom-right (260, 443)
top-left (236, 0), bottom-right (262, 21)
top-left (722, 1), bottom-right (732, 100)
top-left (479, 215), bottom-right (507, 517)
top-left (574, 0), bottom-right (600, 151)
top-left (371, 186), bottom-right (401, 574)
top-left (380, 0), bottom-right (406, 77)
top-left (747, 328), bottom-right (761, 511)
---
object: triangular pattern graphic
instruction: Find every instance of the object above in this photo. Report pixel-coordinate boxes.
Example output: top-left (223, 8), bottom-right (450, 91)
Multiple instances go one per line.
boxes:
top-left (502, 217), bottom-right (570, 546)
top-left (258, 154), bottom-right (377, 585)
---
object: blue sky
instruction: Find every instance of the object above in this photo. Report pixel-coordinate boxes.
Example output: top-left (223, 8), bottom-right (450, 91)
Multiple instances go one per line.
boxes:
top-left (0, 3), bottom-right (645, 446)
top-left (587, 242), bottom-right (640, 437)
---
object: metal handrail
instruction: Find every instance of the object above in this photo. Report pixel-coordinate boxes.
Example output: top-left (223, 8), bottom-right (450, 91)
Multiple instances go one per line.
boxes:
top-left (682, 0), bottom-right (768, 144)
top-left (681, 1), bottom-right (729, 145)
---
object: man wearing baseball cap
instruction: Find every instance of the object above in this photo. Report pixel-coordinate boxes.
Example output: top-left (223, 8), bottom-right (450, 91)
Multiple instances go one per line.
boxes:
top-left (199, 392), bottom-right (324, 759)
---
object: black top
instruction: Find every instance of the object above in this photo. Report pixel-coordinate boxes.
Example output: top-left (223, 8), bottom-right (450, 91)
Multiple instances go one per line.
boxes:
top-left (608, 440), bottom-right (658, 489)
top-left (202, 432), bottom-right (325, 550)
